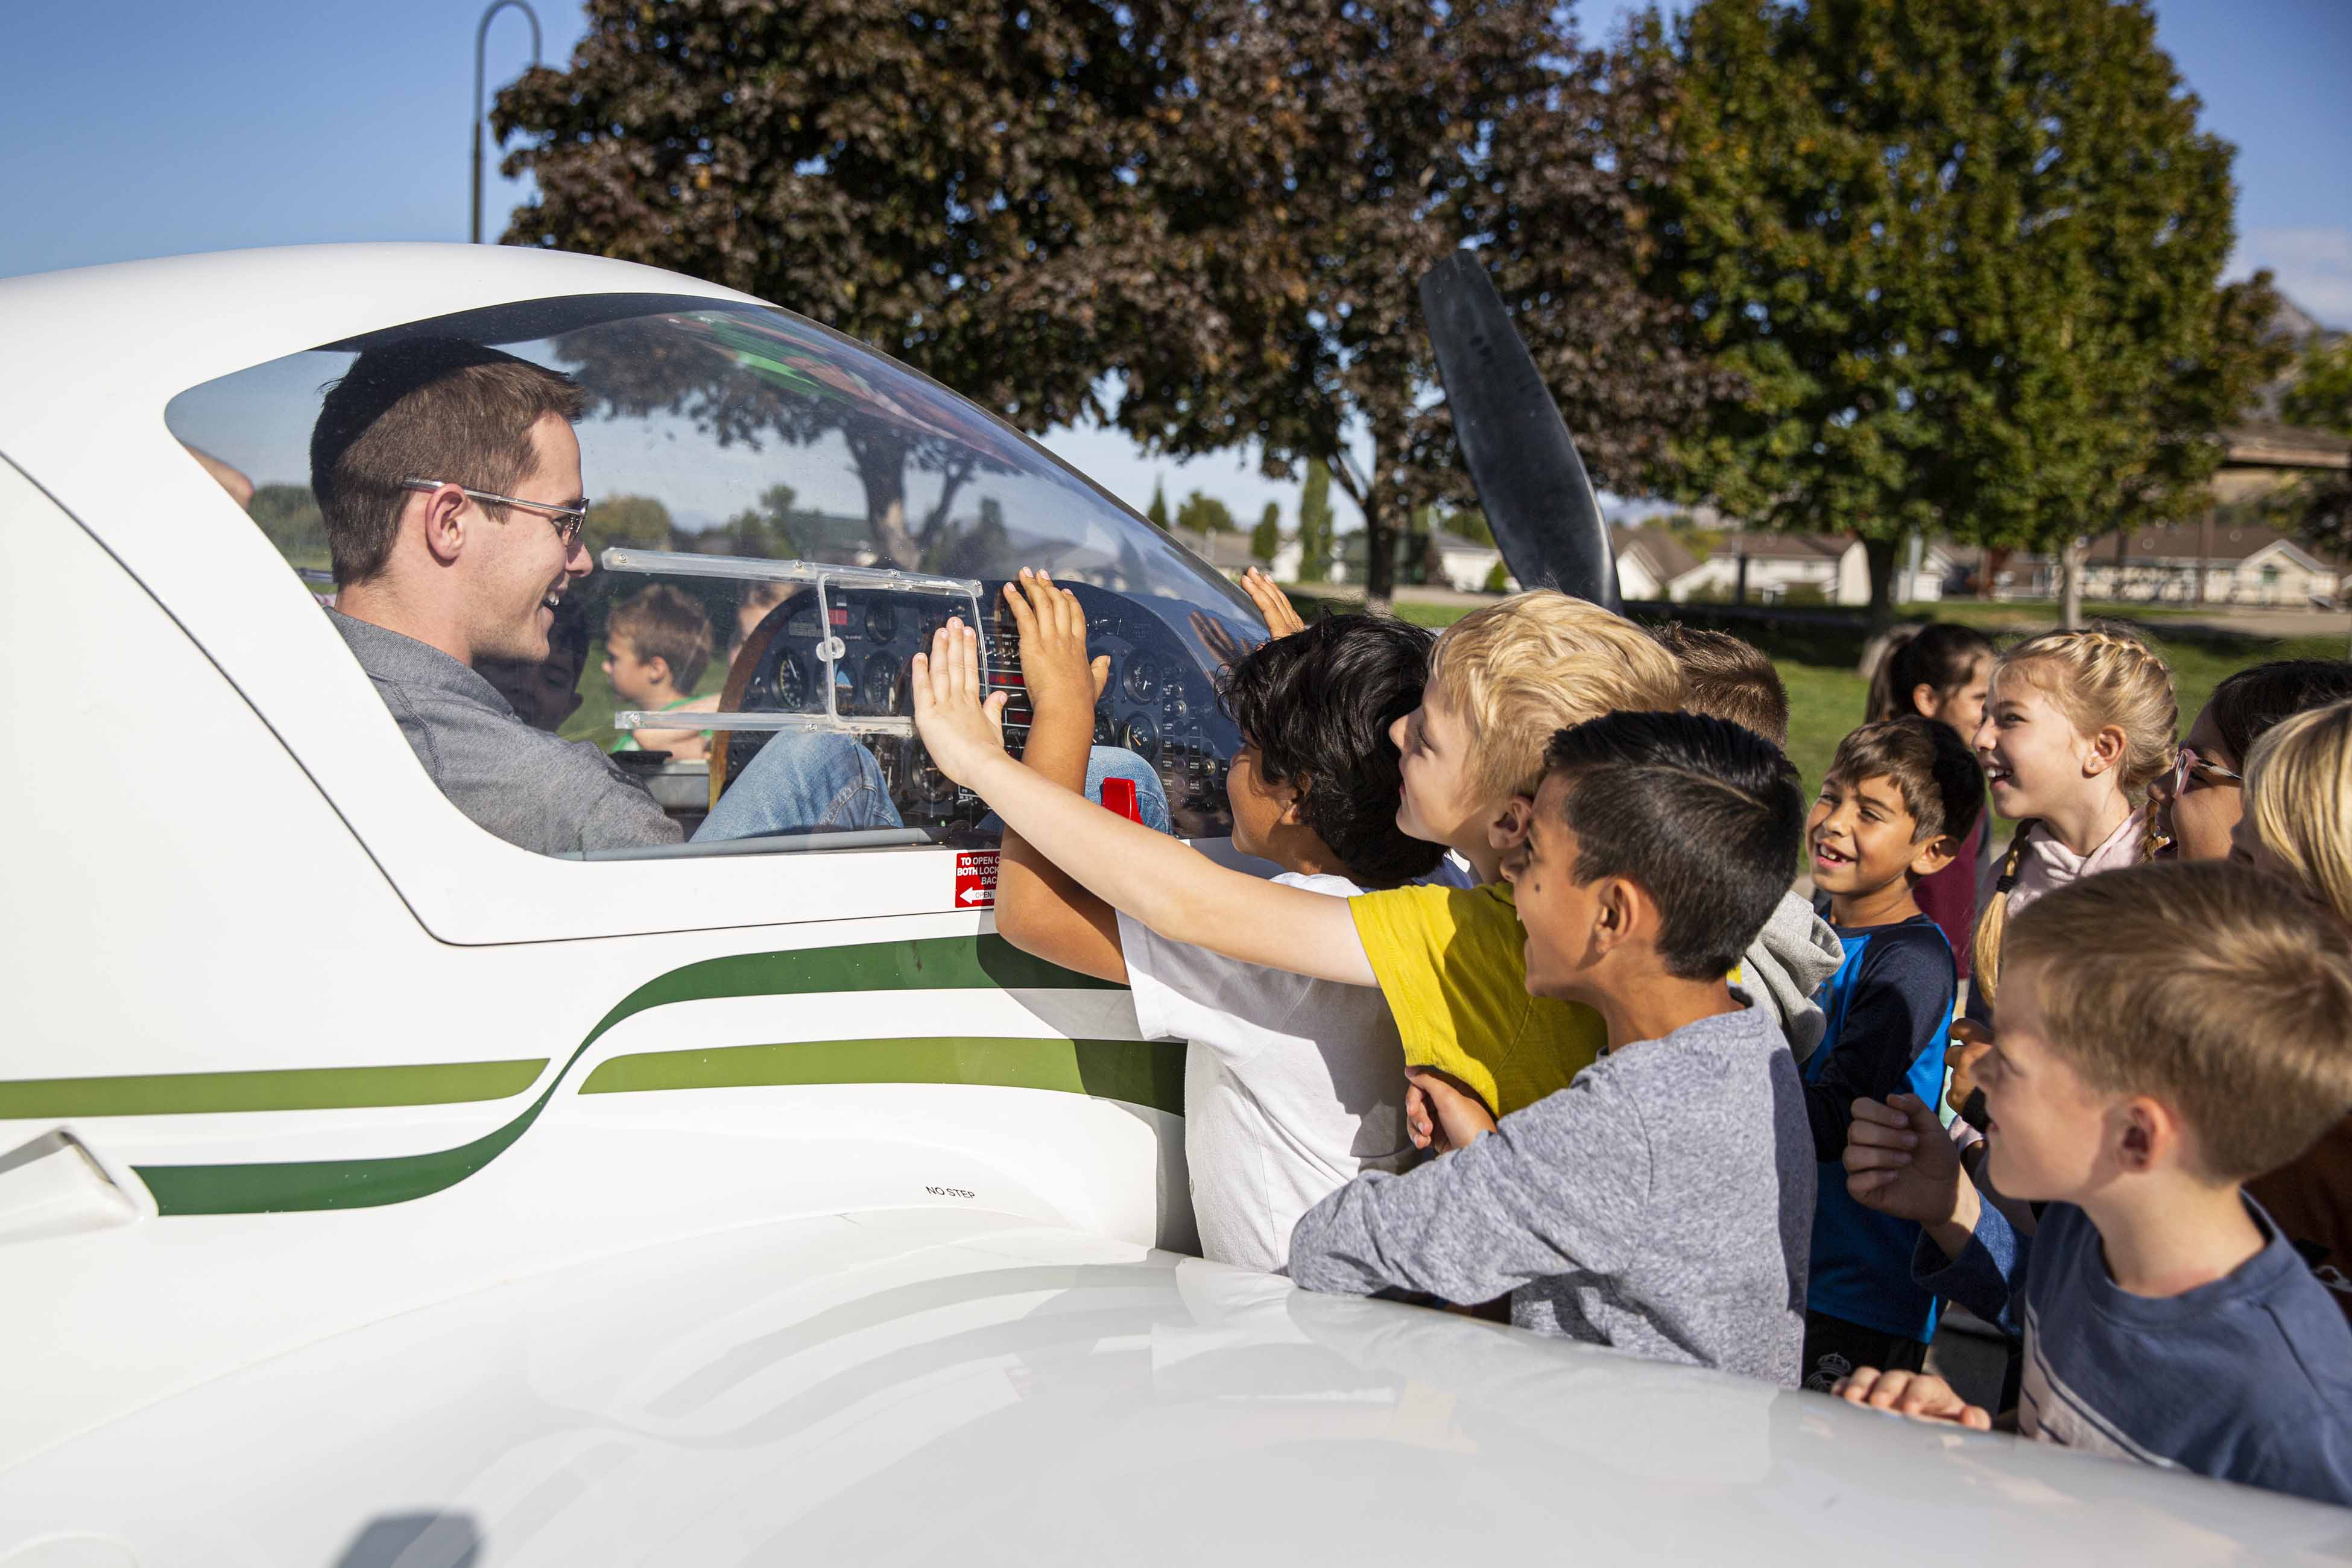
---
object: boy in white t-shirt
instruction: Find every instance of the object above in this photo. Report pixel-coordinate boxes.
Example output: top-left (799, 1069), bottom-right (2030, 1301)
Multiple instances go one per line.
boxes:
top-left (989, 571), bottom-right (1441, 1271)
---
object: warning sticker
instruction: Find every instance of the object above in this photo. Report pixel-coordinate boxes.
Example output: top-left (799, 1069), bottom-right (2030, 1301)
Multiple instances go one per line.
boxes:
top-left (955, 850), bottom-right (1000, 909)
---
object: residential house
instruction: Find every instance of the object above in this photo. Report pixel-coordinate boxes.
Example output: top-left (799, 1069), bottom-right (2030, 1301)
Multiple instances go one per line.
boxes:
top-left (1661, 533), bottom-right (1874, 606)
top-left (2008, 523), bottom-right (2344, 608)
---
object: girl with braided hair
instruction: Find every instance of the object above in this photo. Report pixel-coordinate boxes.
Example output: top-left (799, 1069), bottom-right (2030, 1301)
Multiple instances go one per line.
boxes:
top-left (1964, 625), bottom-right (2177, 1027)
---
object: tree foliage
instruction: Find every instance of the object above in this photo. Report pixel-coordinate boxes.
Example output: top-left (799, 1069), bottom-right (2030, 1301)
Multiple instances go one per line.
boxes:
top-left (2271, 337), bottom-right (2352, 559)
top-left (1175, 490), bottom-right (1236, 535)
top-left (1251, 501), bottom-right (1282, 564)
top-left (495, 0), bottom-right (1706, 607)
top-left (1296, 458), bottom-right (1335, 584)
top-left (1145, 478), bottom-right (1170, 531)
top-left (1636, 0), bottom-right (2276, 620)
top-left (1102, 1), bottom-right (1717, 607)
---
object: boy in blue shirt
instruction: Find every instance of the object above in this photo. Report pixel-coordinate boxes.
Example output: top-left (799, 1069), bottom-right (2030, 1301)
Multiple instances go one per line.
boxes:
top-left (1837, 862), bottom-right (2352, 1508)
top-left (1798, 716), bottom-right (1982, 1390)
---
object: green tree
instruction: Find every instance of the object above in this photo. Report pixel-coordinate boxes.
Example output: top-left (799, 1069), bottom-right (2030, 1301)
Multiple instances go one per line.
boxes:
top-left (1636, 0), bottom-right (2271, 626)
top-left (1146, 478), bottom-right (1171, 531)
top-left (496, 1), bottom-right (1189, 569)
top-left (2272, 338), bottom-right (2352, 563)
top-left (1250, 502), bottom-right (1282, 565)
top-left (2282, 338), bottom-right (2352, 434)
top-left (1175, 490), bottom-right (1236, 535)
top-left (1297, 459), bottom-right (1335, 583)
top-left (1102, 1), bottom-right (1716, 612)
top-left (248, 484), bottom-right (328, 566)
top-left (585, 493), bottom-right (676, 561)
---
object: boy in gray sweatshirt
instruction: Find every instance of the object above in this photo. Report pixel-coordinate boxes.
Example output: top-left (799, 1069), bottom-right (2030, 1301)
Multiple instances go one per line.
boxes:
top-left (1288, 712), bottom-right (1817, 1386)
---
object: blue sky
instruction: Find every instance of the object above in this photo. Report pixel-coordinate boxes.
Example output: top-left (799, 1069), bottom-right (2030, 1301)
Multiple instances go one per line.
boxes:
top-left (4, 0), bottom-right (2344, 530)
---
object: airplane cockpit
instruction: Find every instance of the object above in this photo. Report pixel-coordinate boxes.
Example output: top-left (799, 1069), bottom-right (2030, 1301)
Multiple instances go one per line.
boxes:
top-left (165, 293), bottom-right (1267, 849)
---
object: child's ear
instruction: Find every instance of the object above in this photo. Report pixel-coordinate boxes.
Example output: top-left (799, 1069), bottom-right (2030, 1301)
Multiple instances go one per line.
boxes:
top-left (1590, 875), bottom-right (1640, 955)
top-left (2115, 1095), bottom-right (2175, 1175)
top-left (645, 654), bottom-right (673, 688)
top-left (2083, 721), bottom-right (2127, 779)
top-left (1908, 832), bottom-right (1960, 879)
top-left (1274, 771), bottom-right (1310, 826)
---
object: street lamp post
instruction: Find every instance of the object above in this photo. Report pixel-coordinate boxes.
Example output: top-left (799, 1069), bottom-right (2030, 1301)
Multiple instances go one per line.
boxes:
top-left (472, 0), bottom-right (543, 244)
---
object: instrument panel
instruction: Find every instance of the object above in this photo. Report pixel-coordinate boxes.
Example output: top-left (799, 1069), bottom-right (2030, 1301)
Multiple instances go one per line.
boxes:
top-left (718, 581), bottom-right (1246, 841)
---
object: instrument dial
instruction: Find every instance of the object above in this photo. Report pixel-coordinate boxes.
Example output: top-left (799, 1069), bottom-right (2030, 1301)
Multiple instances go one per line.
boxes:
top-left (862, 599), bottom-right (898, 643)
top-left (858, 651), bottom-right (902, 715)
top-left (1122, 659), bottom-right (1162, 705)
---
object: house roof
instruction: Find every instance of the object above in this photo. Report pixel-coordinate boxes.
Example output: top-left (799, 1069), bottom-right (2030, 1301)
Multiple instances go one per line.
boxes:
top-left (1430, 528), bottom-right (1500, 554)
top-left (2079, 522), bottom-right (2336, 569)
top-left (1716, 532), bottom-right (1857, 563)
top-left (1610, 523), bottom-right (1699, 584)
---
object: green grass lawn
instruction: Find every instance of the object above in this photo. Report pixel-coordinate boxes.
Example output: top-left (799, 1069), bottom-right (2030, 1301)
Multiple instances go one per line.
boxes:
top-left (1288, 589), bottom-right (2348, 802)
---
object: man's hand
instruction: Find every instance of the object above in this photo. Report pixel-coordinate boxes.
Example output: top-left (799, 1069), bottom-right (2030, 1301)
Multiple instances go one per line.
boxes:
top-left (1831, 1367), bottom-right (1992, 1431)
top-left (1946, 1019), bottom-right (1992, 1122)
top-left (1405, 1066), bottom-right (1497, 1154)
top-left (911, 618), bottom-right (1010, 785)
top-left (1002, 569), bottom-right (1109, 719)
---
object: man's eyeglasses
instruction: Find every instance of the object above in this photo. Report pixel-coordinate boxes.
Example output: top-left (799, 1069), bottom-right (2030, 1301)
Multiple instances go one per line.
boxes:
top-left (400, 478), bottom-right (591, 551)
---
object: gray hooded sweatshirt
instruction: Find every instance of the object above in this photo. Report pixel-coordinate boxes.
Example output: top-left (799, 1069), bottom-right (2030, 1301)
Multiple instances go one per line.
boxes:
top-left (1741, 890), bottom-right (1843, 1063)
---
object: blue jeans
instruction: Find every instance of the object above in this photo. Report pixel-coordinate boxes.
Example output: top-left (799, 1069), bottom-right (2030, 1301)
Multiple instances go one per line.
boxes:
top-left (695, 734), bottom-right (1171, 839)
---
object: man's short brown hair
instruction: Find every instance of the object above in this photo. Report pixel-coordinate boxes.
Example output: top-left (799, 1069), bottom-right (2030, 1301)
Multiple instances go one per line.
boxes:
top-left (1651, 622), bottom-right (1790, 747)
top-left (607, 584), bottom-right (715, 694)
top-left (311, 338), bottom-right (586, 585)
top-left (2005, 861), bottom-right (2352, 1181)
top-left (1825, 716), bottom-right (1984, 847)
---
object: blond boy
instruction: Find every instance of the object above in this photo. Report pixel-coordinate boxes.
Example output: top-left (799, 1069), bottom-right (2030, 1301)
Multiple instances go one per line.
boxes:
top-left (908, 592), bottom-right (1683, 1118)
top-left (1838, 861), bottom-right (2352, 1507)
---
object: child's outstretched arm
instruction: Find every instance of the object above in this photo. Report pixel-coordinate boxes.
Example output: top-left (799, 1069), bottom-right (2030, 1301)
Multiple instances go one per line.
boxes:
top-left (990, 572), bottom-right (1126, 983)
top-left (913, 618), bottom-right (1376, 987)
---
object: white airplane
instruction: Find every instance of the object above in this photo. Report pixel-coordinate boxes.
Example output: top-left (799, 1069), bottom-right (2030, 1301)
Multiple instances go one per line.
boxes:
top-left (0, 245), bottom-right (2340, 1564)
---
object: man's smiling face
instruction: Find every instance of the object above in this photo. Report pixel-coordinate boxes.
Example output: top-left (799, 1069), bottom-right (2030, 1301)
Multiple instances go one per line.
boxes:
top-left (470, 413), bottom-right (589, 664)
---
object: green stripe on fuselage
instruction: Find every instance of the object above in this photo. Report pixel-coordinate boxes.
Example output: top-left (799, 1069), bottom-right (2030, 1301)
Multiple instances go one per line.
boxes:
top-left (124, 934), bottom-right (1136, 1216)
top-left (0, 1060), bottom-right (548, 1119)
top-left (580, 1035), bottom-right (1181, 1114)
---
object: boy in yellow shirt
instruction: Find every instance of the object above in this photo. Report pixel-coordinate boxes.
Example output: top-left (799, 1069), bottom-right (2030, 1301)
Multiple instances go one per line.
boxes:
top-left (909, 590), bottom-right (1684, 1117)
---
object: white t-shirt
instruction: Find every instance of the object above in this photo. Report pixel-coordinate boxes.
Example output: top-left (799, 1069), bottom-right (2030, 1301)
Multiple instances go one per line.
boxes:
top-left (1119, 871), bottom-right (1418, 1273)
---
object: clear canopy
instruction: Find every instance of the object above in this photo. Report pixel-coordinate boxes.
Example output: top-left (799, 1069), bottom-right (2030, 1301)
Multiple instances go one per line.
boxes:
top-left (166, 292), bottom-right (1266, 846)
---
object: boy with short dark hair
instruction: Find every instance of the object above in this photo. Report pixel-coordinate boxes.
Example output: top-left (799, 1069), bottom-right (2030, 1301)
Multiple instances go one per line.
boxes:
top-left (1288, 712), bottom-right (1817, 1383)
top-left (1796, 716), bottom-right (1982, 1390)
top-left (988, 572), bottom-right (1438, 1271)
top-left (1838, 861), bottom-right (2352, 1506)
top-left (604, 584), bottom-right (715, 759)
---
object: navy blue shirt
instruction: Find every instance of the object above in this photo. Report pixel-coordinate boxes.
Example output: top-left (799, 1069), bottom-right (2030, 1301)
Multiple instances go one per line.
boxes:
top-left (1917, 1197), bottom-right (2352, 1508)
top-left (1801, 915), bottom-right (1955, 1341)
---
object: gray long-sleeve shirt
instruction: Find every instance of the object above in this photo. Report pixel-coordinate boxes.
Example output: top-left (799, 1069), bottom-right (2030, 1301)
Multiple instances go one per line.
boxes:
top-left (1288, 998), bottom-right (1814, 1386)
top-left (331, 610), bottom-right (680, 856)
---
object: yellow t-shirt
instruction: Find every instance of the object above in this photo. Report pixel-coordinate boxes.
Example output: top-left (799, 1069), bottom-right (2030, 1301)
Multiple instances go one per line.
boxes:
top-left (1348, 881), bottom-right (1609, 1116)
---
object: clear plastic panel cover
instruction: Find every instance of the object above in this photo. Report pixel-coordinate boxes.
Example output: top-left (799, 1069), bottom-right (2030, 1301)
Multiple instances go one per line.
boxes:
top-left (163, 292), bottom-right (1265, 847)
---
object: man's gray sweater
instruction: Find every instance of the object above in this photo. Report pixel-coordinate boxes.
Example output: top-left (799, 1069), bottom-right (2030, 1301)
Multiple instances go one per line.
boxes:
top-left (1288, 999), bottom-right (1814, 1386)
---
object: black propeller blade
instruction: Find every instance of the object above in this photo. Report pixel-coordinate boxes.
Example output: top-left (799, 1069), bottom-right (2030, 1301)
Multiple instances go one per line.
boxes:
top-left (1418, 252), bottom-right (1622, 612)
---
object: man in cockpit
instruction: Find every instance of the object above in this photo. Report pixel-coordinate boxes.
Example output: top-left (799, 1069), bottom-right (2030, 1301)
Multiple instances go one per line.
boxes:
top-left (312, 339), bottom-right (897, 856)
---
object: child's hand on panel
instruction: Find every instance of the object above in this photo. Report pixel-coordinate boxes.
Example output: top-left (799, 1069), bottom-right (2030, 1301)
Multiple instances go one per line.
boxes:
top-left (1832, 1367), bottom-right (1992, 1431)
top-left (1406, 1066), bottom-right (1497, 1154)
top-left (1002, 569), bottom-right (1110, 720)
top-left (911, 618), bottom-right (1009, 785)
